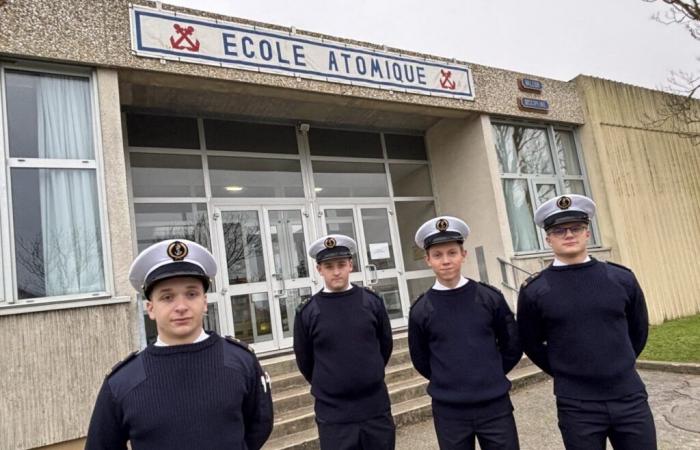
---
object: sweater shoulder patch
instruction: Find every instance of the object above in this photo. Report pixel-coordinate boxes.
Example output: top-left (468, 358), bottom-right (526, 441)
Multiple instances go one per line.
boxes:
top-left (520, 271), bottom-right (542, 289)
top-left (477, 281), bottom-right (503, 296)
top-left (606, 261), bottom-right (632, 272)
top-left (106, 350), bottom-right (140, 378)
top-left (224, 335), bottom-right (256, 355)
top-left (410, 292), bottom-right (426, 310)
top-left (296, 296), bottom-right (313, 313)
top-left (361, 286), bottom-right (383, 302)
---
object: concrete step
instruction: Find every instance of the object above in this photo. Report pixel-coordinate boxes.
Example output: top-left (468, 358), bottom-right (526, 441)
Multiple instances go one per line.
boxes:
top-left (272, 362), bottom-right (419, 415)
top-left (263, 365), bottom-right (546, 450)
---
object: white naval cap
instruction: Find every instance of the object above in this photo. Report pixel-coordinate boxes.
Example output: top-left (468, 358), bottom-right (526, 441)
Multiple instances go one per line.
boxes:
top-left (534, 194), bottom-right (596, 230)
top-left (308, 234), bottom-right (357, 263)
top-left (128, 239), bottom-right (217, 299)
top-left (414, 216), bottom-right (470, 249)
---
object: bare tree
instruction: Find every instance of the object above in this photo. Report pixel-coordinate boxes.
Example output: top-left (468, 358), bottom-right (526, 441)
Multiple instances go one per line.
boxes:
top-left (644, 0), bottom-right (700, 143)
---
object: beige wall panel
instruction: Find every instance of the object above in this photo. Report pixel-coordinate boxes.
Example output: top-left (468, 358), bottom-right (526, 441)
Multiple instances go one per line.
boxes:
top-left (576, 76), bottom-right (700, 323)
top-left (426, 116), bottom-right (507, 298)
top-left (0, 304), bottom-right (135, 449)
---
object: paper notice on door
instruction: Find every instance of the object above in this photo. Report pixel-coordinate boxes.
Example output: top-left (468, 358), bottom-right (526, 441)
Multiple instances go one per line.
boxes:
top-left (369, 242), bottom-right (390, 260)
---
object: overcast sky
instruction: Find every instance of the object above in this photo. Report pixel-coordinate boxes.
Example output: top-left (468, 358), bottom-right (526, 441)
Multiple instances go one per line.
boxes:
top-left (165, 0), bottom-right (696, 94)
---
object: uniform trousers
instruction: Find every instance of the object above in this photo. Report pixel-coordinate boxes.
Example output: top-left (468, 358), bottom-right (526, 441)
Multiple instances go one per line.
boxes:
top-left (556, 391), bottom-right (657, 450)
top-left (432, 395), bottom-right (519, 450)
top-left (316, 411), bottom-right (395, 450)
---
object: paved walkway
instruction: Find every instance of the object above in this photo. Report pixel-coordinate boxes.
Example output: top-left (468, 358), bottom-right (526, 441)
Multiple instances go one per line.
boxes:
top-left (396, 370), bottom-right (700, 449)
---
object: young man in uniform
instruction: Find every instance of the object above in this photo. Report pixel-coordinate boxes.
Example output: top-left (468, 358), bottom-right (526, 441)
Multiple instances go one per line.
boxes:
top-left (408, 216), bottom-right (522, 450)
top-left (293, 234), bottom-right (395, 450)
top-left (517, 194), bottom-right (656, 450)
top-left (85, 239), bottom-right (273, 450)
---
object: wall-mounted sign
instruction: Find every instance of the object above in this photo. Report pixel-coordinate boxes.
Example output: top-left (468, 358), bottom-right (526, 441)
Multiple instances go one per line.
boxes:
top-left (518, 97), bottom-right (549, 113)
top-left (130, 5), bottom-right (475, 100)
top-left (518, 78), bottom-right (543, 93)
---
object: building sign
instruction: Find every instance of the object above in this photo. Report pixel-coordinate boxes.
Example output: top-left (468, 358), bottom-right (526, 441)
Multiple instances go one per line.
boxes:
top-left (518, 78), bottom-right (543, 93)
top-left (130, 6), bottom-right (475, 100)
top-left (518, 97), bottom-right (549, 113)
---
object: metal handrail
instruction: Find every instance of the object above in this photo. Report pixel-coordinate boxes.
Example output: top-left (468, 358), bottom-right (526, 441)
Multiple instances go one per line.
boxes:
top-left (497, 257), bottom-right (534, 293)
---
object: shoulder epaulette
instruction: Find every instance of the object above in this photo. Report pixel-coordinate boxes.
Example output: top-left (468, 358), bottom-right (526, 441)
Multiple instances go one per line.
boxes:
top-left (107, 350), bottom-right (140, 378)
top-left (224, 335), bottom-right (256, 355)
top-left (477, 281), bottom-right (503, 295)
top-left (296, 297), bottom-right (312, 313)
top-left (606, 261), bottom-right (632, 272)
top-left (361, 286), bottom-right (383, 301)
top-left (520, 271), bottom-right (542, 289)
top-left (410, 293), bottom-right (426, 310)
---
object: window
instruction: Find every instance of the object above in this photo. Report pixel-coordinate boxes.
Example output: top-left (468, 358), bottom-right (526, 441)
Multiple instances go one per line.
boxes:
top-left (492, 122), bottom-right (596, 252)
top-left (1, 67), bottom-right (108, 304)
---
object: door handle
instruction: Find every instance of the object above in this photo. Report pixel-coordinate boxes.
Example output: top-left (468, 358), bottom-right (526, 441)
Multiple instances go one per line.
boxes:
top-left (366, 264), bottom-right (378, 286)
top-left (272, 273), bottom-right (287, 298)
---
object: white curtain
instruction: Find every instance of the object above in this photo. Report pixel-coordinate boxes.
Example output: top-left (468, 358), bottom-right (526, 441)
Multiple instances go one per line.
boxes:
top-left (37, 74), bottom-right (104, 296)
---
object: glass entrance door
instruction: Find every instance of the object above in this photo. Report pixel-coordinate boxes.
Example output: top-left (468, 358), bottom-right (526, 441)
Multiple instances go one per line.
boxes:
top-left (213, 205), bottom-right (315, 353)
top-left (320, 204), bottom-right (409, 327)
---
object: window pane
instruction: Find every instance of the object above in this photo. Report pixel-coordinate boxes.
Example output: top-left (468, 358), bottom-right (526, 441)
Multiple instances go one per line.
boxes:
top-left (203, 119), bottom-right (298, 154)
top-left (502, 179), bottom-right (539, 252)
top-left (133, 203), bottom-right (210, 252)
top-left (407, 277), bottom-right (434, 304)
top-left (209, 156), bottom-right (304, 197)
top-left (6, 71), bottom-right (94, 159)
top-left (309, 128), bottom-right (383, 158)
top-left (492, 124), bottom-right (554, 175)
top-left (360, 208), bottom-right (395, 270)
top-left (221, 211), bottom-right (266, 284)
top-left (563, 179), bottom-right (586, 195)
top-left (323, 209), bottom-right (360, 272)
top-left (12, 168), bottom-right (105, 299)
top-left (203, 302), bottom-right (221, 334)
top-left (385, 134), bottom-right (427, 160)
top-left (535, 183), bottom-right (557, 206)
top-left (390, 164), bottom-right (433, 197)
top-left (231, 292), bottom-right (272, 343)
top-left (126, 113), bottom-right (200, 149)
top-left (313, 161), bottom-right (388, 197)
top-left (372, 278), bottom-right (402, 319)
top-left (555, 130), bottom-right (582, 176)
top-left (268, 210), bottom-right (309, 279)
top-left (279, 287), bottom-right (312, 338)
top-left (395, 201), bottom-right (436, 271)
top-left (130, 153), bottom-right (205, 197)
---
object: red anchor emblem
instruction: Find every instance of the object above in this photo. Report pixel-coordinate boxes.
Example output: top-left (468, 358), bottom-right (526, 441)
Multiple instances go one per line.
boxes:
top-left (169, 24), bottom-right (200, 52)
top-left (440, 69), bottom-right (456, 90)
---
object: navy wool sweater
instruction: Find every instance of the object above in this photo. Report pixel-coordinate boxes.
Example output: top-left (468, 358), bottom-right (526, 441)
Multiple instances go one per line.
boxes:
top-left (293, 285), bottom-right (393, 423)
top-left (408, 281), bottom-right (522, 417)
top-left (85, 332), bottom-right (273, 450)
top-left (517, 258), bottom-right (649, 400)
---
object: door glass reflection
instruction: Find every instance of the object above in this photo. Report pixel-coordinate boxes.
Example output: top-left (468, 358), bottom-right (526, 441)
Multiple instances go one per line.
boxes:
top-left (372, 278), bottom-right (403, 320)
top-left (269, 210), bottom-right (309, 279)
top-left (360, 208), bottom-right (396, 270)
top-left (222, 211), bottom-right (266, 284)
top-left (279, 287), bottom-right (312, 338)
top-left (231, 292), bottom-right (273, 344)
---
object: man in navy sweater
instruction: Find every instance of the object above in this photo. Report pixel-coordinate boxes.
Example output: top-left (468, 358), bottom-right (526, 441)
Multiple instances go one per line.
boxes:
top-left (517, 194), bottom-right (656, 450)
top-left (409, 216), bottom-right (522, 450)
top-left (294, 234), bottom-right (395, 450)
top-left (85, 239), bottom-right (273, 450)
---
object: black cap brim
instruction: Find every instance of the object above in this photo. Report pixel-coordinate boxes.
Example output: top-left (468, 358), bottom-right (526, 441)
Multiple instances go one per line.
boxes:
top-left (144, 262), bottom-right (210, 299)
top-left (316, 247), bottom-right (353, 263)
top-left (424, 231), bottom-right (464, 249)
top-left (544, 211), bottom-right (590, 230)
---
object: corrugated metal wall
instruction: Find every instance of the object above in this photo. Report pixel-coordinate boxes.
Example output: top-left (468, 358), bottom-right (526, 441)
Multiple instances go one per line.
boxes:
top-left (576, 76), bottom-right (700, 323)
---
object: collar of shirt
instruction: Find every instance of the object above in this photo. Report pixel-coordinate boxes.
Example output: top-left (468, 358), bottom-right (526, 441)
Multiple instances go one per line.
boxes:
top-left (322, 283), bottom-right (353, 293)
top-left (432, 276), bottom-right (468, 290)
top-left (552, 256), bottom-right (591, 266)
top-left (154, 328), bottom-right (209, 347)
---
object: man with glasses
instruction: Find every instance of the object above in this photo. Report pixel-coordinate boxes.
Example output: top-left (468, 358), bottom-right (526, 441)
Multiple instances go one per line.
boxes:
top-left (517, 194), bottom-right (656, 450)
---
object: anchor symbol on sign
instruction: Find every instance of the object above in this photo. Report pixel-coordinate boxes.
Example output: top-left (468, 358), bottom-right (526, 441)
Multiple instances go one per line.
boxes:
top-left (440, 69), bottom-right (456, 90)
top-left (169, 24), bottom-right (200, 52)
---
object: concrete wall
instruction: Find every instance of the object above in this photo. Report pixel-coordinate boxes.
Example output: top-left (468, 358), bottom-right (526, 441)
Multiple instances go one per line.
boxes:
top-left (426, 115), bottom-right (509, 299)
top-left (575, 76), bottom-right (700, 324)
top-left (0, 69), bottom-right (138, 449)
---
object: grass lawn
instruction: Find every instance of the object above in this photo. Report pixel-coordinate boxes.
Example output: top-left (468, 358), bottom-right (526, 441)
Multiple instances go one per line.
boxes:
top-left (640, 313), bottom-right (700, 363)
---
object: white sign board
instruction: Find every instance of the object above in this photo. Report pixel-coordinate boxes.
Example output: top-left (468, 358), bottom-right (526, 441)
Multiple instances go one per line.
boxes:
top-left (130, 6), bottom-right (475, 100)
top-left (369, 243), bottom-right (391, 260)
